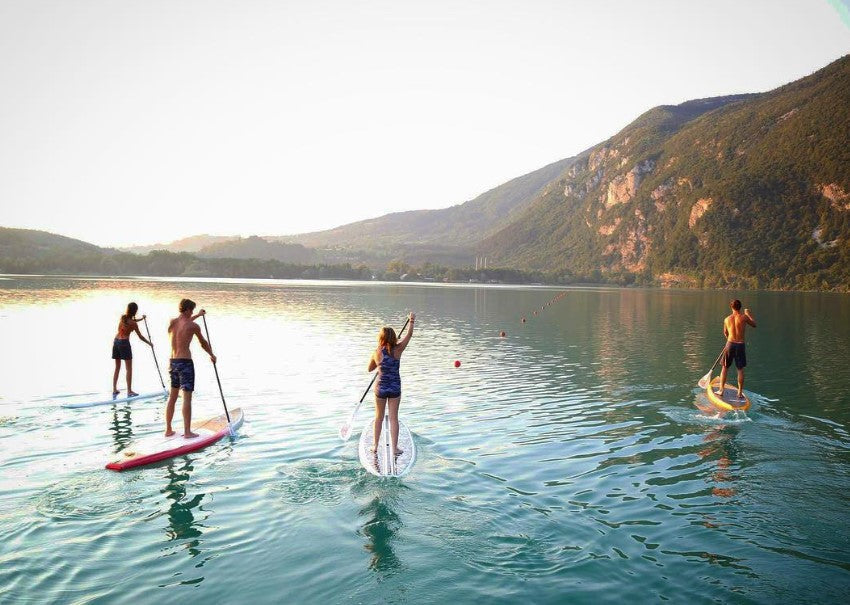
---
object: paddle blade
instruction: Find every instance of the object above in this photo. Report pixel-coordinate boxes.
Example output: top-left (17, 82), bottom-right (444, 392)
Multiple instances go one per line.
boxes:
top-left (697, 370), bottom-right (711, 389)
top-left (339, 422), bottom-right (353, 441)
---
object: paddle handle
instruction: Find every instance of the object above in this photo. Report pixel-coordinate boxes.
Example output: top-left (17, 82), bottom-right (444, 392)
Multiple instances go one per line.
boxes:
top-left (201, 314), bottom-right (233, 429)
top-left (143, 317), bottom-right (166, 391)
top-left (358, 316), bottom-right (411, 404)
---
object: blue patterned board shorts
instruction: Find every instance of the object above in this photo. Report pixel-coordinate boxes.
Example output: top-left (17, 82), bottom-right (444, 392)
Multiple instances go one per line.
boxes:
top-left (112, 338), bottom-right (132, 360)
top-left (169, 358), bottom-right (195, 392)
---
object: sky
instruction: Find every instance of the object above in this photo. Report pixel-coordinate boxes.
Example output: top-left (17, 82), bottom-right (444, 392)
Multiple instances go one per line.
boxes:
top-left (1, 0), bottom-right (849, 248)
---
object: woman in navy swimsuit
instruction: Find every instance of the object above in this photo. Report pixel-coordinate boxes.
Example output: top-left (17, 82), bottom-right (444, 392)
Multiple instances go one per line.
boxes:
top-left (367, 312), bottom-right (415, 457)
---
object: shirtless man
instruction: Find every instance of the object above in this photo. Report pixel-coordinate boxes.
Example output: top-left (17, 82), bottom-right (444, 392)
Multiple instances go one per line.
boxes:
top-left (165, 298), bottom-right (216, 437)
top-left (717, 299), bottom-right (756, 400)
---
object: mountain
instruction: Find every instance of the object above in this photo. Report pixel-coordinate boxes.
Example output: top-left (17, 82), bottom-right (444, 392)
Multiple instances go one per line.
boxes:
top-left (476, 55), bottom-right (850, 290)
top-left (123, 234), bottom-right (239, 254)
top-left (197, 236), bottom-right (319, 264)
top-left (278, 157), bottom-right (576, 250)
top-left (0, 227), bottom-right (373, 280)
top-left (0, 227), bottom-right (102, 258)
top-left (123, 157), bottom-right (576, 268)
top-left (7, 55), bottom-right (850, 290)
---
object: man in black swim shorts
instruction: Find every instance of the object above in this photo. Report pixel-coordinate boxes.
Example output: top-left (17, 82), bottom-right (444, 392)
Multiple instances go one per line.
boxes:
top-left (718, 299), bottom-right (757, 400)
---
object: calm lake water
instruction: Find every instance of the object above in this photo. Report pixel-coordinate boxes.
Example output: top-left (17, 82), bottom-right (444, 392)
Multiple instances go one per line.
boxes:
top-left (1, 276), bottom-right (849, 604)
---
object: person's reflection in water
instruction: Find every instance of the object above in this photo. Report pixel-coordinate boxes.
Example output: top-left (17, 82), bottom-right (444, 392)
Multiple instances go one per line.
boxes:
top-left (358, 496), bottom-right (402, 573)
top-left (108, 403), bottom-right (134, 452)
top-left (698, 425), bottom-right (739, 504)
top-left (162, 458), bottom-right (204, 560)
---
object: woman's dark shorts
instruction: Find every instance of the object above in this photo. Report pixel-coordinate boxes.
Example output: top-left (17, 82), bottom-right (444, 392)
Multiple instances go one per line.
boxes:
top-left (722, 342), bottom-right (747, 369)
top-left (169, 358), bottom-right (195, 392)
top-left (377, 391), bottom-right (401, 400)
top-left (112, 338), bottom-right (132, 360)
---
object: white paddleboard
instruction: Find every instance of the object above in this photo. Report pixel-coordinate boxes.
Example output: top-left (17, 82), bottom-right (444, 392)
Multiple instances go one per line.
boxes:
top-left (358, 412), bottom-right (416, 477)
top-left (62, 389), bottom-right (168, 409)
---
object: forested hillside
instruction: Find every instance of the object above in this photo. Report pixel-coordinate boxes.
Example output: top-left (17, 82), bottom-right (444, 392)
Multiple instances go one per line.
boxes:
top-left (197, 236), bottom-right (319, 264)
top-left (477, 55), bottom-right (850, 290)
top-left (280, 157), bottom-right (575, 249)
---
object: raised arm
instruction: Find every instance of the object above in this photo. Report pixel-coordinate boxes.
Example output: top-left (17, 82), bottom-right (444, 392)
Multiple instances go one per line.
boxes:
top-left (194, 324), bottom-right (217, 363)
top-left (395, 312), bottom-right (416, 355)
top-left (191, 309), bottom-right (206, 321)
top-left (744, 308), bottom-right (756, 328)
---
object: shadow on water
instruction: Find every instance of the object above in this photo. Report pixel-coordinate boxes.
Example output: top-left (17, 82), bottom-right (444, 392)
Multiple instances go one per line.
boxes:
top-left (357, 493), bottom-right (403, 576)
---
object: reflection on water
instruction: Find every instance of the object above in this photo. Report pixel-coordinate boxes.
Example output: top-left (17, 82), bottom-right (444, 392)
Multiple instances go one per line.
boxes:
top-left (358, 494), bottom-right (403, 575)
top-left (161, 459), bottom-right (204, 554)
top-left (108, 404), bottom-right (135, 451)
top-left (697, 425), bottom-right (739, 499)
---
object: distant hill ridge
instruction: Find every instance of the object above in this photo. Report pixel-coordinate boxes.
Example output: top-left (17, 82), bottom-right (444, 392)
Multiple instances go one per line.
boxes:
top-left (0, 227), bottom-right (102, 257)
top-left (123, 234), bottom-right (239, 254)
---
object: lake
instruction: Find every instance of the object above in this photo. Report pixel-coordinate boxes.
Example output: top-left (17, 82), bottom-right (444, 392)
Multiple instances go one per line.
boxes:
top-left (1, 276), bottom-right (849, 604)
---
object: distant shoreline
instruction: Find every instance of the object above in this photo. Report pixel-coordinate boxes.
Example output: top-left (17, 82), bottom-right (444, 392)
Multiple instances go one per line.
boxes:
top-left (2, 272), bottom-right (847, 295)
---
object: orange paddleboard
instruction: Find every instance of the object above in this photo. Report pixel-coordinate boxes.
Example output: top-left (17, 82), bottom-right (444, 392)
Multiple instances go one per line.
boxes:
top-left (705, 377), bottom-right (750, 412)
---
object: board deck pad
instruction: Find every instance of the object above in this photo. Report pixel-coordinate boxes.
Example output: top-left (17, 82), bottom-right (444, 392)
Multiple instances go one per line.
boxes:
top-left (705, 377), bottom-right (750, 412)
top-left (359, 415), bottom-right (415, 477)
top-left (106, 408), bottom-right (243, 471)
top-left (62, 390), bottom-right (167, 409)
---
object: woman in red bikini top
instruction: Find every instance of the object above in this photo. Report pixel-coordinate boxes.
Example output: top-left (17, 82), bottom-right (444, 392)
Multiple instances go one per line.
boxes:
top-left (111, 302), bottom-right (152, 397)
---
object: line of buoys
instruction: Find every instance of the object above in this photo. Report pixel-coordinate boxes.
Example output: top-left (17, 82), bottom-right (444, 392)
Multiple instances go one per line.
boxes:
top-left (517, 291), bottom-right (568, 328)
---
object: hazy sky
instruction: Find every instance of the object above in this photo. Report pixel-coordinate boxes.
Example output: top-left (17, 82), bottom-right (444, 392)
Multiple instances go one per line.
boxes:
top-left (1, 0), bottom-right (849, 247)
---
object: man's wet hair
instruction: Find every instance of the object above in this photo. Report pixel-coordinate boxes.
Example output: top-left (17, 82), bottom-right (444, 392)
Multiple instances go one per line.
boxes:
top-left (179, 298), bottom-right (197, 313)
top-left (730, 299), bottom-right (742, 311)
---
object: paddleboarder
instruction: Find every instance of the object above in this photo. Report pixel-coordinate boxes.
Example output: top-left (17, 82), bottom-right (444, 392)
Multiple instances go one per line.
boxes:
top-left (165, 299), bottom-right (216, 438)
top-left (112, 302), bottom-right (153, 397)
top-left (367, 312), bottom-right (415, 459)
top-left (716, 299), bottom-right (756, 401)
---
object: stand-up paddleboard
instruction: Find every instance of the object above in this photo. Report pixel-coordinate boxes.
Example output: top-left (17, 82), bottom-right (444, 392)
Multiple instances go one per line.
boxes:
top-left (106, 408), bottom-right (244, 471)
top-left (705, 377), bottom-right (750, 412)
top-left (358, 409), bottom-right (415, 477)
top-left (62, 390), bottom-right (168, 409)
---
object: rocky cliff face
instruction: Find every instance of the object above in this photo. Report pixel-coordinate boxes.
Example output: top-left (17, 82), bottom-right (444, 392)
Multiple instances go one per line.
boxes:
top-left (476, 54), bottom-right (850, 290)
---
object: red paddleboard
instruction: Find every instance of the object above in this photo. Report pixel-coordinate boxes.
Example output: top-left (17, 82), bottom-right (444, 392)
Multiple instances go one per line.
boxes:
top-left (106, 408), bottom-right (244, 471)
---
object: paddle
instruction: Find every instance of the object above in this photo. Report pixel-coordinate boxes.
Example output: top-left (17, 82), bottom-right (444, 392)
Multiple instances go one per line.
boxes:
top-left (142, 317), bottom-right (166, 392)
top-left (338, 316), bottom-right (411, 441)
top-left (698, 344), bottom-right (727, 390)
top-left (200, 314), bottom-right (235, 437)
